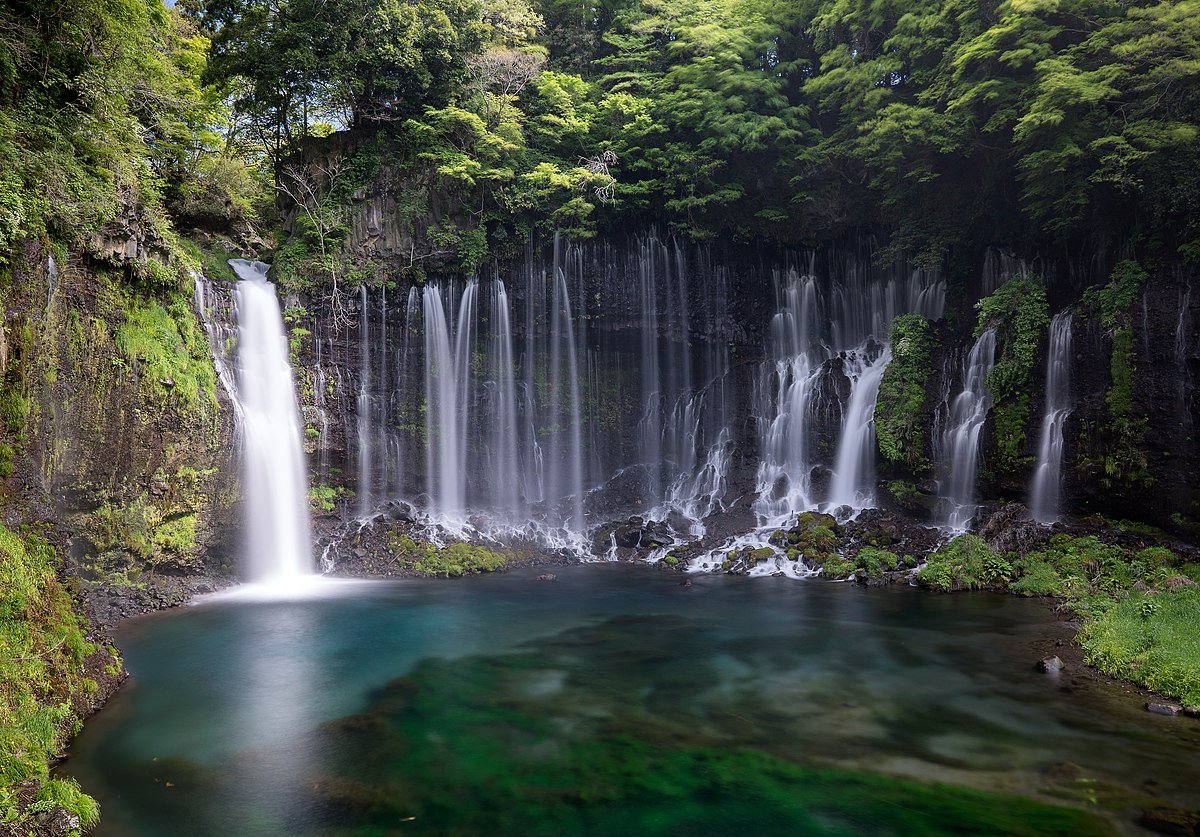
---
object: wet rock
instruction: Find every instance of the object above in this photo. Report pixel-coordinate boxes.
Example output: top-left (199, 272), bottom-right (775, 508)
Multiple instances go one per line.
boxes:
top-left (981, 503), bottom-right (1051, 555)
top-left (1146, 702), bottom-right (1184, 716)
top-left (1037, 656), bottom-right (1064, 673)
top-left (32, 805), bottom-right (81, 837)
top-left (535, 573), bottom-right (557, 582)
top-left (1139, 806), bottom-right (1200, 835)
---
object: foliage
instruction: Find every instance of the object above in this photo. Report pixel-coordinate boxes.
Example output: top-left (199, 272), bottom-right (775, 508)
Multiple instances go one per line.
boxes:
top-left (309, 484), bottom-right (349, 513)
top-left (1078, 261), bottom-right (1152, 489)
top-left (975, 276), bottom-right (1049, 476)
top-left (875, 314), bottom-right (933, 470)
top-left (821, 546), bottom-right (906, 581)
top-left (917, 535), bottom-right (1012, 592)
top-left (388, 533), bottom-right (511, 576)
top-left (0, 522), bottom-right (108, 830)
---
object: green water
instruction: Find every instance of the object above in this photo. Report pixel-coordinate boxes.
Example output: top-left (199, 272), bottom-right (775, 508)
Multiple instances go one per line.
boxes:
top-left (63, 565), bottom-right (1200, 835)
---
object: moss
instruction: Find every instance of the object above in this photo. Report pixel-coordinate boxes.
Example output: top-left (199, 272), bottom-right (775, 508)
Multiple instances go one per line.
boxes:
top-left (115, 292), bottom-right (218, 412)
top-left (1076, 262), bottom-right (1152, 490)
top-left (0, 442), bottom-right (13, 478)
top-left (309, 483), bottom-right (348, 513)
top-left (85, 495), bottom-right (200, 568)
top-left (975, 276), bottom-right (1049, 477)
top-left (917, 535), bottom-right (1012, 591)
top-left (178, 239), bottom-right (239, 284)
top-left (875, 314), bottom-right (933, 470)
top-left (151, 514), bottom-right (196, 555)
top-left (0, 386), bottom-right (31, 434)
top-left (387, 533), bottom-right (511, 577)
top-left (0, 522), bottom-right (109, 829)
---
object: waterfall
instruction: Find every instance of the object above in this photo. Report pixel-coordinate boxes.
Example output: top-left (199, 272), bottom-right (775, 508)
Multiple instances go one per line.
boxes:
top-left (937, 329), bottom-right (997, 530)
top-left (489, 280), bottom-right (522, 519)
top-left (1029, 312), bottom-right (1073, 523)
top-left (356, 285), bottom-right (373, 517)
top-left (755, 271), bottom-right (822, 523)
top-left (826, 343), bottom-right (891, 511)
top-left (423, 284), bottom-right (463, 521)
top-left (227, 259), bottom-right (314, 582)
top-left (754, 258), bottom-right (942, 524)
top-left (549, 268), bottom-right (585, 531)
top-left (637, 244), bottom-right (663, 499)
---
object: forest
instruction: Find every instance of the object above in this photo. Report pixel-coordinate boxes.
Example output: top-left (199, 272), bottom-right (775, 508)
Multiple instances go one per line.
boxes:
top-left (3, 0), bottom-right (1199, 274)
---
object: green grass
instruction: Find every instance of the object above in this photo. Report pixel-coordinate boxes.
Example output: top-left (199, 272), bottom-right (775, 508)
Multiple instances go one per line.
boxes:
top-left (921, 530), bottom-right (1200, 706)
top-left (1079, 588), bottom-right (1200, 708)
top-left (0, 522), bottom-right (110, 829)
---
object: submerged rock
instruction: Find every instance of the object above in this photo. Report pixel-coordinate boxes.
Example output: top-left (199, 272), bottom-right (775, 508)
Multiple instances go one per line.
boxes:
top-left (1146, 702), bottom-right (1184, 716)
top-left (1139, 806), bottom-right (1200, 835)
top-left (1037, 656), bottom-right (1065, 673)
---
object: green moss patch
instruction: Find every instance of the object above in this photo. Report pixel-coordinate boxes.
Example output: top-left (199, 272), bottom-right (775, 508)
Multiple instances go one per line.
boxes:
top-left (975, 276), bottom-right (1049, 477)
top-left (387, 534), bottom-right (510, 577)
top-left (875, 314), bottom-right (934, 471)
top-left (115, 292), bottom-right (217, 412)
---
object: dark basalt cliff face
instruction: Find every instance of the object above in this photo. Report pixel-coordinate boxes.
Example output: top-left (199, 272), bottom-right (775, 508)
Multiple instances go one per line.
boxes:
top-left (284, 228), bottom-right (1200, 544)
top-left (1, 238), bottom-right (240, 622)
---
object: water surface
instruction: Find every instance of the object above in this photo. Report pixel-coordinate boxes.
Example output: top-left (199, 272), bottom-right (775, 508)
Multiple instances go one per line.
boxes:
top-left (65, 566), bottom-right (1200, 835)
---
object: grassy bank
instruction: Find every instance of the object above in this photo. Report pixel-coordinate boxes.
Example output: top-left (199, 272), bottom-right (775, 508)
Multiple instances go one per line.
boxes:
top-left (917, 532), bottom-right (1200, 708)
top-left (0, 522), bottom-right (118, 832)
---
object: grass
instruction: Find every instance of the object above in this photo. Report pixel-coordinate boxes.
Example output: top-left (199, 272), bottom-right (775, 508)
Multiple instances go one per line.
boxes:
top-left (0, 522), bottom-right (111, 830)
top-left (1079, 588), bottom-right (1200, 708)
top-left (919, 531), bottom-right (1200, 707)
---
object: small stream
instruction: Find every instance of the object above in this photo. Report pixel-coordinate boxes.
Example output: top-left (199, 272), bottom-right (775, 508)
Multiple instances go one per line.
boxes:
top-left (64, 566), bottom-right (1200, 835)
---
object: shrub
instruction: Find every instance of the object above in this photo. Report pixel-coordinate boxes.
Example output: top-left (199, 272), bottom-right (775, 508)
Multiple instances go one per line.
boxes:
top-left (918, 535), bottom-right (1011, 591)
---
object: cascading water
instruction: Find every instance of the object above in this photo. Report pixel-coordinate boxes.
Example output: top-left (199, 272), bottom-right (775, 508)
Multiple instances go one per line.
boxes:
top-left (1029, 312), bottom-right (1073, 523)
top-left (826, 343), bottom-right (892, 511)
top-left (937, 329), bottom-right (997, 530)
top-left (754, 259), bottom-right (943, 525)
top-left (227, 259), bottom-right (314, 582)
top-left (356, 284), bottom-right (373, 517)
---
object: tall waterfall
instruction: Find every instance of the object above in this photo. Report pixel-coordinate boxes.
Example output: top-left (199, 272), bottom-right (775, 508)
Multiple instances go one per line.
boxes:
top-left (228, 260), bottom-right (314, 581)
top-left (1029, 312), bottom-right (1072, 523)
top-left (937, 329), bottom-right (997, 530)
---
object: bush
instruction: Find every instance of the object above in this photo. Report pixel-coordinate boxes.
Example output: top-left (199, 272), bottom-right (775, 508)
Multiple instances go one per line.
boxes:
top-left (388, 533), bottom-right (510, 577)
top-left (918, 535), bottom-right (1011, 591)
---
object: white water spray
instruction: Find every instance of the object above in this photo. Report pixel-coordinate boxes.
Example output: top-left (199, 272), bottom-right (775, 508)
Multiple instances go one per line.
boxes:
top-left (937, 329), bottom-right (997, 530)
top-left (1029, 312), bottom-right (1072, 523)
top-left (228, 259), bottom-right (314, 583)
